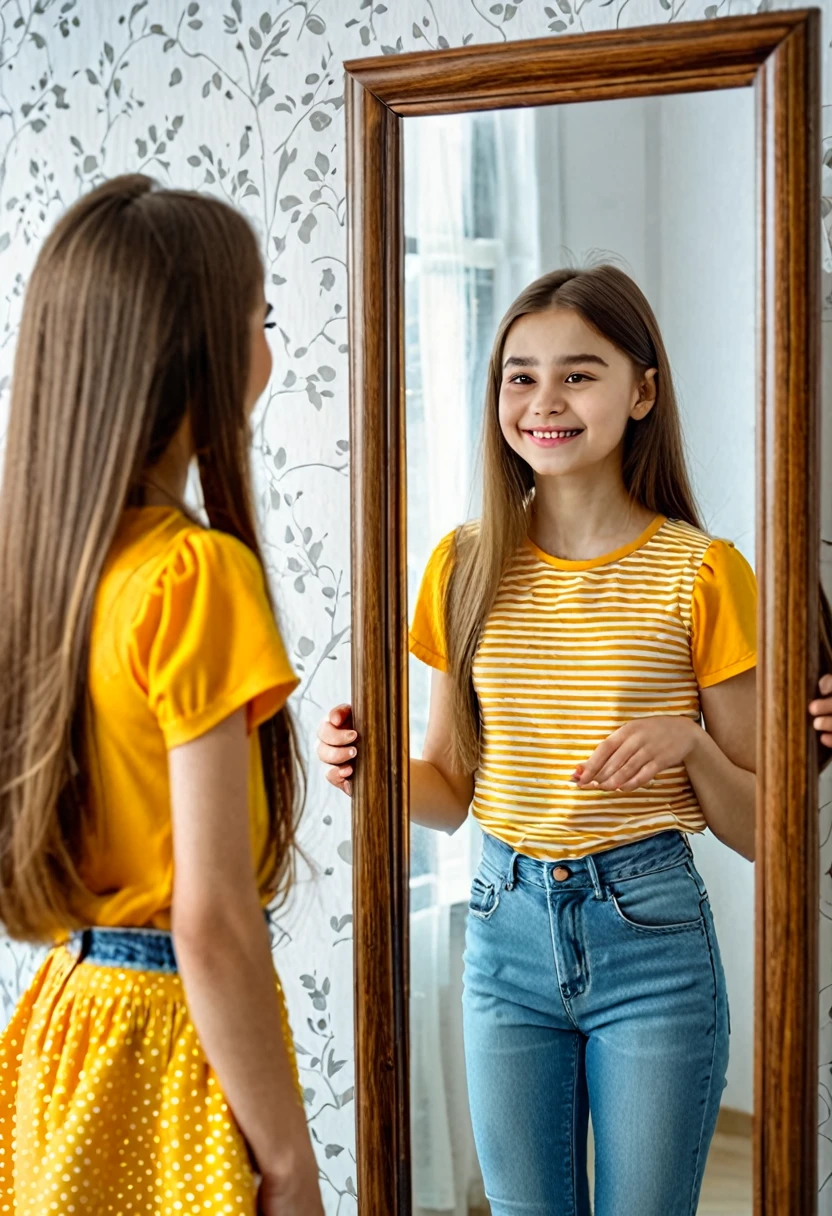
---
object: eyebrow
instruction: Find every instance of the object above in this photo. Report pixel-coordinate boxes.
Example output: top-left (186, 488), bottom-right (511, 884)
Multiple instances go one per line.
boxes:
top-left (503, 353), bottom-right (609, 370)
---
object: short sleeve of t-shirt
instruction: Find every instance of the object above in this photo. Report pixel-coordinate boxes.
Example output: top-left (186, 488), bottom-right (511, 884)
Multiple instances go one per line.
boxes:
top-left (691, 538), bottom-right (757, 688)
top-left (129, 529), bottom-right (299, 749)
top-left (408, 531), bottom-right (457, 673)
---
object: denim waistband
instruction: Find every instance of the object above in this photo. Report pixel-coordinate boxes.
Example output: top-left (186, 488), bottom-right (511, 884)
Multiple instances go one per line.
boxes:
top-left (66, 926), bottom-right (178, 973)
top-left (480, 829), bottom-right (692, 892)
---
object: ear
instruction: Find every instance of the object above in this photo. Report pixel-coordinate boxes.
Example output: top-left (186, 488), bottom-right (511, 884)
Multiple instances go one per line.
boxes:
top-left (630, 367), bottom-right (657, 421)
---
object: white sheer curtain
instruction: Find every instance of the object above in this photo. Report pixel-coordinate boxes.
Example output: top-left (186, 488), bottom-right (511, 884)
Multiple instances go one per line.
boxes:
top-left (491, 108), bottom-right (544, 309)
top-left (405, 108), bottom-right (542, 1216)
top-left (415, 114), bottom-right (473, 550)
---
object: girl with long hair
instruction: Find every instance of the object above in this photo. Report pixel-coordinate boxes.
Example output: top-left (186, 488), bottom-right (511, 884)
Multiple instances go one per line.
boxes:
top-left (322, 263), bottom-right (766, 1214)
top-left (0, 174), bottom-right (323, 1215)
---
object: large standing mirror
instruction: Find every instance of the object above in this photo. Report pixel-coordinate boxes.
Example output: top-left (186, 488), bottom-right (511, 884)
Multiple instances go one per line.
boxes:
top-left (346, 14), bottom-right (821, 1216)
top-left (404, 88), bottom-right (756, 1216)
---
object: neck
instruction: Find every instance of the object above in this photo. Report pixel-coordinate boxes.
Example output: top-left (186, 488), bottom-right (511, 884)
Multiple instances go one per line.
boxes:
top-left (528, 454), bottom-right (655, 562)
top-left (142, 425), bottom-right (193, 507)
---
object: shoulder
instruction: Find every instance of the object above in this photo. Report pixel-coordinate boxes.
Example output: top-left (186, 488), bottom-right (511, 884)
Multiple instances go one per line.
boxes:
top-left (656, 519), bottom-right (755, 584)
top-left (422, 521), bottom-right (480, 584)
top-left (430, 529), bottom-right (458, 565)
top-left (130, 524), bottom-right (273, 656)
top-left (410, 523), bottom-right (481, 671)
top-left (695, 535), bottom-right (756, 597)
top-left (141, 525), bottom-right (270, 619)
top-left (655, 518), bottom-right (714, 566)
top-left (435, 520), bottom-right (480, 557)
top-left (161, 524), bottom-right (263, 581)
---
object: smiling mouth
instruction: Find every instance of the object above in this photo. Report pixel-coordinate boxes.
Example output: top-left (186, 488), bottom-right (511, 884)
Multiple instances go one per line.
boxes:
top-left (523, 427), bottom-right (584, 446)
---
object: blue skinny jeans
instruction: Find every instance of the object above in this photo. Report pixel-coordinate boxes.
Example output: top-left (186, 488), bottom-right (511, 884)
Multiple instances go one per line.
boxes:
top-left (462, 829), bottom-right (729, 1215)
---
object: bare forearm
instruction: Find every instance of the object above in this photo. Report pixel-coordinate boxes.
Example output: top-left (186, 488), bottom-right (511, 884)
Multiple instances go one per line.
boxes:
top-left (174, 903), bottom-right (313, 1182)
top-left (410, 758), bottom-right (471, 832)
top-left (685, 728), bottom-right (756, 861)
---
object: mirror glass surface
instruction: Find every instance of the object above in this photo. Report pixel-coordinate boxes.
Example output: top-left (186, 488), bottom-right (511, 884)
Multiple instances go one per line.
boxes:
top-left (404, 89), bottom-right (755, 1216)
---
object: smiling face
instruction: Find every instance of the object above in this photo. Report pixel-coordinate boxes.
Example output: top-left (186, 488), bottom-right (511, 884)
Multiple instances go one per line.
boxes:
top-left (498, 306), bottom-right (657, 480)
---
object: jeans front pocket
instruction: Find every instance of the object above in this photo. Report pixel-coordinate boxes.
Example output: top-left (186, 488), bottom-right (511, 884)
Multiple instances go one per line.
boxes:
top-left (469, 871), bottom-right (500, 921)
top-left (608, 861), bottom-right (704, 934)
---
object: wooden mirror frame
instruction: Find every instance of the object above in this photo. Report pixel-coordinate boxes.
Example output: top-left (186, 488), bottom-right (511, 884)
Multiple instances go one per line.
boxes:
top-left (345, 12), bottom-right (821, 1214)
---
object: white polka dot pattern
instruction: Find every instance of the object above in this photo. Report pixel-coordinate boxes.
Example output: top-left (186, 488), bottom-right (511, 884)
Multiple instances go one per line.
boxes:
top-left (0, 947), bottom-right (300, 1214)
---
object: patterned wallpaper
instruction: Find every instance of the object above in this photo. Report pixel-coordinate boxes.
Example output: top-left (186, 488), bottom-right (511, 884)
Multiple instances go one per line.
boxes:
top-left (0, 0), bottom-right (830, 1208)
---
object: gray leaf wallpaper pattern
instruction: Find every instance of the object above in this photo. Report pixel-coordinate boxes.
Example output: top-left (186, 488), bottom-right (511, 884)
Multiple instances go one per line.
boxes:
top-left (0, 0), bottom-right (831, 1210)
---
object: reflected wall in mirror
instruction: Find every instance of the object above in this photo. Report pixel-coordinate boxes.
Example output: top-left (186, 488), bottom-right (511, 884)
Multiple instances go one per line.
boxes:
top-left (405, 90), bottom-right (756, 1216)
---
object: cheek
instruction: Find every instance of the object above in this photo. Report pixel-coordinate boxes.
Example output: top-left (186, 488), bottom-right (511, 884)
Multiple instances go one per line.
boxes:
top-left (498, 390), bottom-right (523, 442)
top-left (580, 388), bottom-right (630, 441)
top-left (252, 332), bottom-right (273, 389)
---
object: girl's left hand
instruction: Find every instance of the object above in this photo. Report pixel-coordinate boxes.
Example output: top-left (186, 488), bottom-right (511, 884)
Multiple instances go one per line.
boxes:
top-left (573, 715), bottom-right (699, 793)
top-left (809, 674), bottom-right (832, 748)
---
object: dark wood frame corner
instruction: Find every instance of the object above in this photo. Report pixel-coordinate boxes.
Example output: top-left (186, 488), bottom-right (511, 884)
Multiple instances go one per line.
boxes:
top-left (345, 11), bottom-right (822, 1214)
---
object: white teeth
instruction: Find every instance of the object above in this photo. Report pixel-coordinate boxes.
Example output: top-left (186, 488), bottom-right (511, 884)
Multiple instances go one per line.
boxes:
top-left (530, 429), bottom-right (581, 438)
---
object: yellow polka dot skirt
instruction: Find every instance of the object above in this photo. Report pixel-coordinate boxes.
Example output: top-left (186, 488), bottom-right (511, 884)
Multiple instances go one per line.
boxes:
top-left (0, 946), bottom-right (299, 1214)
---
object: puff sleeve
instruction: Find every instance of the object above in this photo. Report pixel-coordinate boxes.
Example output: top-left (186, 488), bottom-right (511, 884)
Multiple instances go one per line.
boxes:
top-left (129, 529), bottom-right (299, 748)
top-left (408, 531), bottom-right (457, 673)
top-left (690, 538), bottom-right (757, 689)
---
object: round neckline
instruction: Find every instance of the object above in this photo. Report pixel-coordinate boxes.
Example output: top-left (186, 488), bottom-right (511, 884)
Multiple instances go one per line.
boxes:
top-left (524, 513), bottom-right (666, 571)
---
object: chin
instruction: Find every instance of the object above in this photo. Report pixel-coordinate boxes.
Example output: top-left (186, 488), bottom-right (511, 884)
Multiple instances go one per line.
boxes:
top-left (524, 451), bottom-right (586, 477)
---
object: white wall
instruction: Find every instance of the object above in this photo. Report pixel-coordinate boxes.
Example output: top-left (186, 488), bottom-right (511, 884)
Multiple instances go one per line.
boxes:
top-left (536, 88), bottom-right (756, 1111)
top-left (655, 90), bottom-right (757, 1115)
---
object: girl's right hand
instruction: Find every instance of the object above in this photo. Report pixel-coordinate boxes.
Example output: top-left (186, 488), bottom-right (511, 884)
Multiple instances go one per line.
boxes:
top-left (316, 704), bottom-right (358, 797)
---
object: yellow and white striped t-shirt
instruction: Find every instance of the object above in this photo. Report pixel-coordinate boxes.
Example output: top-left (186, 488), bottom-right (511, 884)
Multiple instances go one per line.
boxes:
top-left (409, 515), bottom-right (757, 859)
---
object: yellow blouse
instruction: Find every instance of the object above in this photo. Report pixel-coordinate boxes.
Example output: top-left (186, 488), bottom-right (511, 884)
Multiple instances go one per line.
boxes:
top-left (410, 515), bottom-right (757, 858)
top-left (77, 506), bottom-right (299, 928)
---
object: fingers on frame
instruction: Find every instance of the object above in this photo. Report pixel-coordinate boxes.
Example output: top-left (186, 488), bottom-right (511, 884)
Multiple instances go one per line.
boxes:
top-left (319, 724), bottom-right (357, 748)
top-left (319, 744), bottom-right (356, 766)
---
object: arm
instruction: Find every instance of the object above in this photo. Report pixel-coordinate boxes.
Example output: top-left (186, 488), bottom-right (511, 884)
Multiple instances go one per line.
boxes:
top-left (688, 668), bottom-right (756, 861)
top-left (412, 668), bottom-right (474, 832)
top-left (317, 670), bottom-right (474, 834)
top-left (169, 708), bottom-right (323, 1215)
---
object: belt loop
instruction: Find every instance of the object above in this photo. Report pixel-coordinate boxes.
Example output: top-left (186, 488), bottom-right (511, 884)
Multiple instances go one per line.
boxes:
top-left (681, 832), bottom-right (694, 859)
top-left (69, 927), bottom-right (92, 963)
top-left (505, 851), bottom-right (519, 891)
top-left (585, 854), bottom-right (604, 900)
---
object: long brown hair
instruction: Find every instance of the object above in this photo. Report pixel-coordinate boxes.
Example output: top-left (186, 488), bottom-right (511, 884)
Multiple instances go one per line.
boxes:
top-left (0, 174), bottom-right (304, 941)
top-left (445, 264), bottom-right (701, 771)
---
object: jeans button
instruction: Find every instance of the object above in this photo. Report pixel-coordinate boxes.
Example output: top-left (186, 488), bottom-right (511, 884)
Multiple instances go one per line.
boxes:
top-left (552, 866), bottom-right (570, 882)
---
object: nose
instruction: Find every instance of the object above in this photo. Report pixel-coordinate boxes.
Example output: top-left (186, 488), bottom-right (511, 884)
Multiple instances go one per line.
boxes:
top-left (532, 398), bottom-right (565, 418)
top-left (530, 381), bottom-right (566, 417)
